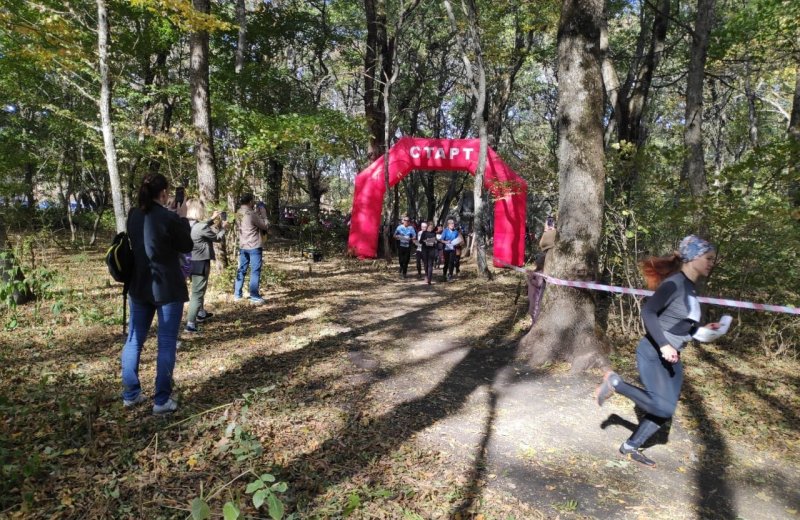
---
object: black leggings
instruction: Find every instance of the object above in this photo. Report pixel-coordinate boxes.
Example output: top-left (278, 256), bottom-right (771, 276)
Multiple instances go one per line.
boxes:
top-left (615, 338), bottom-right (684, 447)
top-left (422, 248), bottom-right (437, 282)
top-left (398, 247), bottom-right (411, 275)
top-left (443, 250), bottom-right (456, 278)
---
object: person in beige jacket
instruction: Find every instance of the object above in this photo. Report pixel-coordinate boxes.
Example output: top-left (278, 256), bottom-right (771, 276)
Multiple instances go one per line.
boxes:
top-left (233, 193), bottom-right (270, 304)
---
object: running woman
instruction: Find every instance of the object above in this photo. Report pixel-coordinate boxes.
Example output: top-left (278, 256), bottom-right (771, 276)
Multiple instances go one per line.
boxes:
top-left (440, 218), bottom-right (461, 282)
top-left (595, 235), bottom-right (721, 467)
top-left (394, 216), bottom-right (416, 279)
top-left (419, 221), bottom-right (438, 284)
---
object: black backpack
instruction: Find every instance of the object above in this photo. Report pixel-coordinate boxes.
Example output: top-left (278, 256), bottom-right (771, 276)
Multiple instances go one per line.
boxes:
top-left (106, 231), bottom-right (134, 335)
top-left (106, 231), bottom-right (133, 284)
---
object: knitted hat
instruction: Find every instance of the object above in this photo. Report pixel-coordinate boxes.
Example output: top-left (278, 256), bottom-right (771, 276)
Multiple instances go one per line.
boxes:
top-left (539, 229), bottom-right (556, 252)
top-left (679, 235), bottom-right (713, 262)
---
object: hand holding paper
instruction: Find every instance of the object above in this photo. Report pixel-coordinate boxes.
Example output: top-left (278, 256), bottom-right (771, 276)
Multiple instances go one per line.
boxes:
top-left (692, 315), bottom-right (733, 342)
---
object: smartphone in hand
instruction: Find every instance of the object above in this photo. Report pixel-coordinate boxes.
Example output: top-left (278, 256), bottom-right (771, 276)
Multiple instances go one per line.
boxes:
top-left (546, 215), bottom-right (554, 227)
top-left (175, 186), bottom-right (185, 205)
top-left (220, 211), bottom-right (228, 222)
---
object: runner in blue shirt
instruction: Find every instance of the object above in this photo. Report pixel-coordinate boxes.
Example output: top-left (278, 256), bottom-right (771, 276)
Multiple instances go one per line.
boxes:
top-left (394, 216), bottom-right (416, 279)
top-left (440, 218), bottom-right (462, 282)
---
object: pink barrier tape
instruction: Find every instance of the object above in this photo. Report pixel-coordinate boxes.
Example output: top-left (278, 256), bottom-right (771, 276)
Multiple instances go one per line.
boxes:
top-left (502, 263), bottom-right (800, 316)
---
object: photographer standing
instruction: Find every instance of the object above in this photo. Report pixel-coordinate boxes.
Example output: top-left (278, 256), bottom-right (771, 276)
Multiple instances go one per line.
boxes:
top-left (184, 199), bottom-right (228, 332)
top-left (121, 173), bottom-right (193, 415)
top-left (234, 193), bottom-right (270, 304)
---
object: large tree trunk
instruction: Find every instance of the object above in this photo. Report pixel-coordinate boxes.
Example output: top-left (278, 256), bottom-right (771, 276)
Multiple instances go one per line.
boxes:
top-left (97, 0), bottom-right (126, 233)
top-left (518, 0), bottom-right (609, 372)
top-left (682, 0), bottom-right (716, 199)
top-left (190, 0), bottom-right (218, 204)
top-left (364, 0), bottom-right (389, 162)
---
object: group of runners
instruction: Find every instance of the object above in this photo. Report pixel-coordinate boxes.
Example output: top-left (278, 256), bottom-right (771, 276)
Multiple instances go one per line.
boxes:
top-left (393, 216), bottom-right (466, 284)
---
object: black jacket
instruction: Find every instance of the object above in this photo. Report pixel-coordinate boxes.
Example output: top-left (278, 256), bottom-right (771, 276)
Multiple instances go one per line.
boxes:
top-left (127, 204), bottom-right (193, 305)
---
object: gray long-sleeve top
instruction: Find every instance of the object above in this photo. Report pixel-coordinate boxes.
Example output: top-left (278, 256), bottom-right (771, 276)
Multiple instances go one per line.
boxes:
top-left (641, 271), bottom-right (701, 351)
top-left (190, 219), bottom-right (226, 261)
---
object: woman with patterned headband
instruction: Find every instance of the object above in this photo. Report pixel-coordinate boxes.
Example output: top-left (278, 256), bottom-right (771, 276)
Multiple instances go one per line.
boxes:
top-left (594, 235), bottom-right (722, 467)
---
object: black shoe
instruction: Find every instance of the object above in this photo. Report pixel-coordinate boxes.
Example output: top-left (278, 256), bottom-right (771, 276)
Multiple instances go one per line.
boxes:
top-left (619, 443), bottom-right (656, 467)
top-left (185, 324), bottom-right (198, 333)
top-left (196, 312), bottom-right (213, 322)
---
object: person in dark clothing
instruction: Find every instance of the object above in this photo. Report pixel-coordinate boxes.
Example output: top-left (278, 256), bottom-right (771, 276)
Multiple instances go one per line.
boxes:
top-left (595, 235), bottom-right (721, 467)
top-left (419, 221), bottom-right (438, 285)
top-left (121, 173), bottom-right (193, 415)
top-left (394, 216), bottom-right (416, 279)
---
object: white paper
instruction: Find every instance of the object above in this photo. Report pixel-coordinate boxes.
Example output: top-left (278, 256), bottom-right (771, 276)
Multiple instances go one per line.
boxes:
top-left (451, 235), bottom-right (464, 246)
top-left (692, 315), bottom-right (733, 342)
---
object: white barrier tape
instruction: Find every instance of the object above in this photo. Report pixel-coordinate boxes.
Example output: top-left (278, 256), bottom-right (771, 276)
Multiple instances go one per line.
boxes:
top-left (503, 263), bottom-right (800, 315)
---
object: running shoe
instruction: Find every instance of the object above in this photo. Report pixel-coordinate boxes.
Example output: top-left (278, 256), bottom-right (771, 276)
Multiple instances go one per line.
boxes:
top-left (619, 443), bottom-right (656, 467)
top-left (595, 370), bottom-right (619, 406)
top-left (196, 312), bottom-right (213, 322)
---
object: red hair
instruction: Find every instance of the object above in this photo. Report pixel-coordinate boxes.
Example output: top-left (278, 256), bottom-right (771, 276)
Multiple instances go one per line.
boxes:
top-left (639, 253), bottom-right (682, 290)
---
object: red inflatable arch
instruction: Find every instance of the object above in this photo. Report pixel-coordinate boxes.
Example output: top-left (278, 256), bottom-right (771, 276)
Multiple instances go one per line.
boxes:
top-left (348, 137), bottom-right (527, 267)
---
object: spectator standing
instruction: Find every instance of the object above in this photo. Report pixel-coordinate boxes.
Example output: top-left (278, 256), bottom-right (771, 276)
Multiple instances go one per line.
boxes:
top-left (234, 193), bottom-right (270, 304)
top-left (184, 199), bottom-right (228, 332)
top-left (394, 215), bottom-right (416, 279)
top-left (121, 173), bottom-right (193, 415)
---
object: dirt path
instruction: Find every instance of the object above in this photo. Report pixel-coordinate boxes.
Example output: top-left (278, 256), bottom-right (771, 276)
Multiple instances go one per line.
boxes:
top-left (2, 246), bottom-right (798, 519)
top-left (276, 253), bottom-right (800, 519)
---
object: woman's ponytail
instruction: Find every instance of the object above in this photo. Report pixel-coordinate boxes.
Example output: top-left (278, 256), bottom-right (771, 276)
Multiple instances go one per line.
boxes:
top-left (639, 253), bottom-right (682, 290)
top-left (138, 173), bottom-right (168, 213)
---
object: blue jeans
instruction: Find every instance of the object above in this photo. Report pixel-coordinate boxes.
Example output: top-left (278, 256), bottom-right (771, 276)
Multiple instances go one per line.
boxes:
top-left (234, 247), bottom-right (263, 298)
top-left (121, 298), bottom-right (183, 405)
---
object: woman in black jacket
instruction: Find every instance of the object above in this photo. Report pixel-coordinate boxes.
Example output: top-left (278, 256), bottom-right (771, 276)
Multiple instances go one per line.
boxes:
top-left (121, 174), bottom-right (193, 415)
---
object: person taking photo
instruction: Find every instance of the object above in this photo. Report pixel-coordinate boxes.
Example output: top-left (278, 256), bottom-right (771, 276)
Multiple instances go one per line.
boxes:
top-left (121, 173), bottom-right (193, 415)
top-left (234, 193), bottom-right (270, 304)
top-left (184, 199), bottom-right (228, 332)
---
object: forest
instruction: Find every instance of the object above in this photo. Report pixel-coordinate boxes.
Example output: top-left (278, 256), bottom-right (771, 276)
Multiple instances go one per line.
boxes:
top-left (1, 0), bottom-right (799, 518)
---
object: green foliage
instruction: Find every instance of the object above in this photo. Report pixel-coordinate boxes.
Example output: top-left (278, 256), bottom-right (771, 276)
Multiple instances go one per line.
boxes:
top-left (246, 473), bottom-right (289, 519)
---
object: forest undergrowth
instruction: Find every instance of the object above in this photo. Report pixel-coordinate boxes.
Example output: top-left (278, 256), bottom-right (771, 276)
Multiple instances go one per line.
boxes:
top-left (0, 235), bottom-right (798, 519)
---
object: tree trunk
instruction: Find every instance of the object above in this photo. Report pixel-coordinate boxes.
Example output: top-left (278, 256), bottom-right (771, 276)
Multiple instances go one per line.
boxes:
top-left (266, 158), bottom-right (283, 227)
top-left (789, 62), bottom-right (800, 217)
top-left (518, 0), bottom-right (609, 372)
top-left (424, 171), bottom-right (436, 221)
top-left (190, 0), bottom-right (218, 204)
top-left (682, 0), bottom-right (716, 199)
top-left (364, 0), bottom-right (389, 162)
top-left (443, 0), bottom-right (490, 278)
top-left (234, 0), bottom-right (247, 75)
top-left (97, 0), bottom-right (126, 233)
top-left (24, 163), bottom-right (35, 209)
